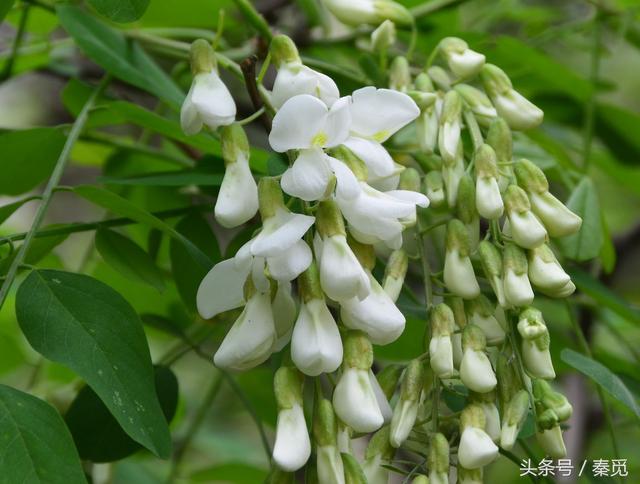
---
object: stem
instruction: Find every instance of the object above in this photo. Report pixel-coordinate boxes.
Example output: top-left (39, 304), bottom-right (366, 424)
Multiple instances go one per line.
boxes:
top-left (166, 374), bottom-right (224, 483)
top-left (241, 56), bottom-right (272, 132)
top-left (237, 106), bottom-right (266, 126)
top-left (565, 301), bottom-right (621, 468)
top-left (0, 205), bottom-right (208, 247)
top-left (0, 2), bottom-right (30, 81)
top-left (582, 8), bottom-right (601, 172)
top-left (406, 20), bottom-right (418, 61)
top-left (0, 75), bottom-right (111, 314)
top-left (231, 0), bottom-right (273, 42)
top-left (506, 311), bottom-right (538, 423)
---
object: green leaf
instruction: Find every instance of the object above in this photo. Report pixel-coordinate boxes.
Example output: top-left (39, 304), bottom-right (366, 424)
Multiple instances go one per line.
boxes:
top-left (375, 316), bottom-right (425, 361)
top-left (87, 0), bottom-right (150, 23)
top-left (15, 269), bottom-right (172, 458)
top-left (189, 463), bottom-right (268, 483)
top-left (56, 5), bottom-right (183, 108)
top-left (0, 127), bottom-right (65, 196)
top-left (561, 349), bottom-right (640, 419)
top-left (170, 212), bottom-right (220, 312)
top-left (99, 169), bottom-right (223, 187)
top-left (95, 228), bottom-right (165, 291)
top-left (0, 384), bottom-right (86, 484)
top-left (0, 0), bottom-right (15, 23)
top-left (0, 229), bottom-right (68, 275)
top-left (140, 313), bottom-right (186, 338)
top-left (0, 196), bottom-right (39, 226)
top-left (73, 185), bottom-right (212, 271)
top-left (569, 268), bottom-right (640, 326)
top-left (65, 366), bottom-right (178, 462)
top-left (557, 178), bottom-right (603, 261)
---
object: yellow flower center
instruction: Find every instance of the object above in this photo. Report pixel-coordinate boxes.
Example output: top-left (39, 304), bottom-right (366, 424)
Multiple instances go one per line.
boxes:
top-left (311, 132), bottom-right (328, 147)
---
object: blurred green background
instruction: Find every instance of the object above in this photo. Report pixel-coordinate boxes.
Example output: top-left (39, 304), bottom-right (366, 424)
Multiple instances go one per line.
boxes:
top-left (1, 0), bottom-right (640, 482)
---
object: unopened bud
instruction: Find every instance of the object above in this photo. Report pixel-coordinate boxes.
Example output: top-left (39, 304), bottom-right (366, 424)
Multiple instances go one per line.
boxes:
top-left (438, 90), bottom-right (463, 164)
top-left (528, 244), bottom-right (571, 291)
top-left (496, 351), bottom-right (523, 411)
top-left (466, 296), bottom-right (506, 345)
top-left (439, 37), bottom-right (485, 79)
top-left (383, 249), bottom-right (408, 302)
top-left (456, 173), bottom-right (477, 225)
top-left (424, 171), bottom-right (445, 207)
top-left (342, 453), bottom-right (367, 484)
top-left (503, 243), bottom-right (534, 307)
top-left (399, 167), bottom-right (421, 192)
top-left (455, 84), bottom-right (496, 126)
top-left (376, 364), bottom-right (403, 400)
top-left (390, 360), bottom-right (423, 447)
top-left (458, 404), bottom-right (499, 469)
top-left (190, 39), bottom-right (216, 74)
top-left (444, 220), bottom-right (480, 299)
top-left (536, 425), bottom-right (567, 459)
top-left (532, 379), bottom-right (572, 422)
top-left (270, 34), bottom-right (301, 67)
top-left (478, 241), bottom-right (505, 306)
top-left (389, 56), bottom-right (411, 92)
top-left (517, 308), bottom-right (555, 379)
top-left (504, 185), bottom-right (547, 249)
top-left (428, 433), bottom-right (450, 484)
top-left (460, 325), bottom-right (497, 393)
top-left (412, 475), bottom-right (430, 484)
top-left (514, 159), bottom-right (548, 194)
top-left (500, 390), bottom-right (529, 450)
top-left (363, 425), bottom-right (395, 483)
top-left (415, 72), bottom-right (435, 92)
top-left (371, 20), bottom-right (396, 53)
top-left (427, 65), bottom-right (452, 90)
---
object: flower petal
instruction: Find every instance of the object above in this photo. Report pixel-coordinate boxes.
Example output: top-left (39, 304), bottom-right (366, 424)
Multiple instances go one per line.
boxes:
top-left (191, 72), bottom-right (236, 130)
top-left (326, 156), bottom-right (361, 200)
top-left (324, 96), bottom-right (352, 147)
top-left (342, 136), bottom-right (396, 179)
top-left (349, 87), bottom-right (420, 141)
top-left (180, 86), bottom-right (203, 135)
top-left (269, 94), bottom-right (329, 152)
top-left (215, 157), bottom-right (258, 228)
top-left (271, 63), bottom-right (340, 109)
top-left (273, 404), bottom-right (312, 471)
top-left (281, 149), bottom-right (332, 201)
top-left (267, 239), bottom-right (313, 281)
top-left (251, 209), bottom-right (315, 257)
top-left (197, 258), bottom-right (249, 319)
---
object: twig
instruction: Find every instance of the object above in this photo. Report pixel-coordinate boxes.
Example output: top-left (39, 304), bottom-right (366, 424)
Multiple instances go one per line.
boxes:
top-left (0, 2), bottom-right (30, 81)
top-left (241, 56), bottom-right (273, 132)
top-left (231, 0), bottom-right (273, 42)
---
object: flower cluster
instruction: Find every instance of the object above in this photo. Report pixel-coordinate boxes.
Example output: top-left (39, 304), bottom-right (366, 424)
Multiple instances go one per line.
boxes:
top-left (181, 21), bottom-right (580, 483)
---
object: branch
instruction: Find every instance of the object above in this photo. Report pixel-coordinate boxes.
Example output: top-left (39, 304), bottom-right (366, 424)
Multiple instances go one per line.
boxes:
top-left (241, 56), bottom-right (273, 132)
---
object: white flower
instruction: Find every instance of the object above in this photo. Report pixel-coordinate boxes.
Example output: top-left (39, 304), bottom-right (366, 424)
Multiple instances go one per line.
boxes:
top-left (273, 403), bottom-right (312, 471)
top-left (338, 183), bottom-right (428, 249)
top-left (251, 209), bottom-right (315, 259)
top-left (272, 62), bottom-right (340, 109)
top-left (528, 245), bottom-right (571, 291)
top-left (443, 248), bottom-right (480, 299)
top-left (438, 91), bottom-right (462, 164)
top-left (479, 401), bottom-right (501, 442)
top-left (430, 335), bottom-right (454, 378)
top-left (269, 94), bottom-right (351, 153)
top-left (317, 233), bottom-right (370, 301)
top-left (529, 191), bottom-right (582, 238)
top-left (342, 87), bottom-right (420, 183)
top-left (281, 148), bottom-right (360, 202)
top-left (181, 71), bottom-right (236, 134)
top-left (291, 298), bottom-right (343, 376)
top-left (492, 89), bottom-right (543, 131)
top-left (522, 339), bottom-right (555, 379)
top-left (442, 153), bottom-right (465, 208)
top-left (460, 348), bottom-right (497, 393)
top-left (317, 445), bottom-right (345, 484)
top-left (504, 267), bottom-right (534, 307)
top-left (272, 281), bottom-right (297, 351)
top-left (458, 427), bottom-right (499, 469)
top-left (476, 176), bottom-right (503, 220)
top-left (467, 298), bottom-right (506, 346)
top-left (323, 0), bottom-right (413, 27)
top-left (213, 289), bottom-right (276, 371)
top-left (340, 271), bottom-right (406, 345)
top-left (537, 426), bottom-right (567, 459)
top-left (333, 367), bottom-right (384, 432)
top-left (439, 38), bottom-right (485, 79)
top-left (369, 370), bottom-right (393, 423)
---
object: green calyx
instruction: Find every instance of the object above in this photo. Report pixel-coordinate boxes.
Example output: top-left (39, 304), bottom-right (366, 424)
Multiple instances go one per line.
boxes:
top-left (399, 167), bottom-right (421, 192)
top-left (274, 366), bottom-right (304, 410)
top-left (462, 323), bottom-right (487, 352)
top-left (478, 240), bottom-right (503, 278)
top-left (465, 295), bottom-right (494, 318)
top-left (497, 351), bottom-right (523, 409)
top-left (430, 303), bottom-right (455, 337)
top-left (316, 200), bottom-right (346, 237)
top-left (503, 242), bottom-right (528, 276)
top-left (375, 0), bottom-right (413, 26)
top-left (221, 124), bottom-right (249, 167)
top-left (504, 184), bottom-right (532, 214)
top-left (365, 425), bottom-right (394, 460)
top-left (504, 390), bottom-right (530, 427)
top-left (270, 34), bottom-right (301, 67)
top-left (385, 249), bottom-right (408, 281)
top-left (348, 235), bottom-right (376, 271)
top-left (258, 177), bottom-right (285, 220)
top-left (486, 117), bottom-right (513, 162)
top-left (440, 90), bottom-right (462, 126)
top-left (313, 398), bottom-right (338, 447)
top-left (514, 159), bottom-right (549, 194)
top-left (460, 403), bottom-right (486, 430)
top-left (456, 174), bottom-right (477, 224)
top-left (532, 379), bottom-right (573, 422)
top-left (445, 296), bottom-right (468, 329)
top-left (390, 56), bottom-right (411, 91)
top-left (481, 63), bottom-right (512, 96)
top-left (331, 145), bottom-right (368, 181)
top-left (343, 330), bottom-right (373, 370)
top-left (298, 261), bottom-right (324, 303)
top-left (399, 359), bottom-right (424, 403)
top-left (190, 39), bottom-right (216, 74)
top-left (415, 72), bottom-right (435, 92)
top-left (342, 452), bottom-right (367, 484)
top-left (428, 432), bottom-right (450, 474)
top-left (376, 364), bottom-right (404, 400)
top-left (474, 144), bottom-right (499, 179)
top-left (446, 219), bottom-right (471, 256)
top-left (438, 36), bottom-right (468, 55)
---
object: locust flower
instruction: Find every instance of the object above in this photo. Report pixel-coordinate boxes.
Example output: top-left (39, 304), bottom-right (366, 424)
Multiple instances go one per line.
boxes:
top-left (314, 399), bottom-right (345, 484)
top-left (517, 308), bottom-right (555, 379)
top-left (333, 331), bottom-right (384, 432)
top-left (390, 359), bottom-right (423, 447)
top-left (429, 303), bottom-right (455, 378)
top-left (382, 249), bottom-right (408, 302)
top-left (466, 296), bottom-right (506, 345)
top-left (291, 262), bottom-right (343, 376)
top-left (460, 324), bottom-right (497, 393)
top-left (215, 124), bottom-right (258, 228)
top-left (458, 404), bottom-right (499, 469)
top-left (503, 243), bottom-right (534, 307)
top-left (474, 144), bottom-right (503, 219)
top-left (481, 64), bottom-right (543, 131)
top-left (439, 37), bottom-right (486, 79)
top-left (478, 241), bottom-right (506, 307)
top-left (363, 426), bottom-right (395, 484)
top-left (504, 185), bottom-right (547, 249)
top-left (428, 433), bottom-right (450, 484)
top-left (273, 367), bottom-right (311, 471)
top-left (444, 219), bottom-right (480, 299)
top-left (500, 390), bottom-right (529, 450)
top-left (537, 425), bottom-right (567, 459)
top-left (323, 0), bottom-right (413, 27)
top-left (455, 84), bottom-right (497, 126)
top-left (438, 90), bottom-right (463, 164)
top-left (181, 40), bottom-right (236, 134)
top-left (528, 244), bottom-right (571, 291)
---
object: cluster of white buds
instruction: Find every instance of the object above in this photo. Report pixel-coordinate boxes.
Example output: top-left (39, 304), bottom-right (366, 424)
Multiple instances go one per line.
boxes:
top-left (181, 25), bottom-right (580, 481)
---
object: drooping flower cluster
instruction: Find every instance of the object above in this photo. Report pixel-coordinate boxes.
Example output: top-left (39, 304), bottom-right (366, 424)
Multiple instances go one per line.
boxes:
top-left (181, 22), bottom-right (579, 483)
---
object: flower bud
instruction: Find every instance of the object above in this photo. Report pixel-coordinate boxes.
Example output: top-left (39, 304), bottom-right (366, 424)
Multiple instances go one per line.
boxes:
top-left (324, 0), bottom-right (413, 27)
top-left (455, 84), bottom-right (496, 126)
top-left (215, 124), bottom-right (259, 228)
top-left (371, 20), bottom-right (396, 53)
top-left (429, 303), bottom-right (455, 378)
top-left (333, 332), bottom-right (384, 432)
top-left (486, 117), bottom-right (514, 191)
top-left (500, 390), bottom-right (529, 450)
top-left (528, 244), bottom-right (571, 291)
top-left (517, 308), bottom-right (555, 379)
top-left (444, 219), bottom-right (480, 299)
top-left (438, 90), bottom-right (463, 164)
top-left (456, 174), bottom-right (479, 249)
top-left (458, 466), bottom-right (483, 484)
top-left (273, 367), bottom-right (311, 471)
top-left (533, 379), bottom-right (572, 422)
top-left (481, 64), bottom-right (543, 131)
top-left (496, 351), bottom-right (523, 411)
top-left (383, 249), bottom-right (408, 302)
top-left (536, 425), bottom-right (567, 459)
top-left (389, 56), bottom-right (411, 92)
top-left (460, 325), bottom-right (497, 393)
top-left (471, 391), bottom-right (501, 442)
top-left (412, 475), bottom-right (430, 484)
top-left (427, 65), bottom-right (452, 90)
top-left (466, 296), bottom-right (506, 345)
top-left (428, 433), bottom-right (450, 484)
top-left (272, 281), bottom-right (296, 351)
top-left (458, 404), bottom-right (499, 469)
top-left (376, 364), bottom-right (403, 400)
top-left (446, 296), bottom-right (466, 368)
top-left (503, 185), bottom-right (546, 249)
top-left (478, 241), bottom-right (505, 306)
top-left (181, 41), bottom-right (235, 134)
top-left (270, 35), bottom-right (301, 67)
top-left (314, 399), bottom-right (345, 484)
top-left (503, 243), bottom-right (534, 307)
top-left (438, 37), bottom-right (485, 79)
top-left (214, 285), bottom-right (276, 371)
top-left (390, 359), bottom-right (424, 447)
top-left (474, 145), bottom-right (504, 219)
top-left (442, 150), bottom-right (465, 208)
top-left (415, 72), bottom-right (435, 92)
top-left (369, 369), bottom-right (393, 424)
top-left (363, 426), bottom-right (395, 484)
top-left (342, 453), bottom-right (367, 484)
top-left (424, 170), bottom-right (445, 207)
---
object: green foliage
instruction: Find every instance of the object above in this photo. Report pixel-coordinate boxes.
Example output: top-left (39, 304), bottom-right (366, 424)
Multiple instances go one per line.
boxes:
top-left (0, 384), bottom-right (86, 484)
top-left (15, 270), bottom-right (172, 458)
top-left (87, 0), bottom-right (150, 23)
